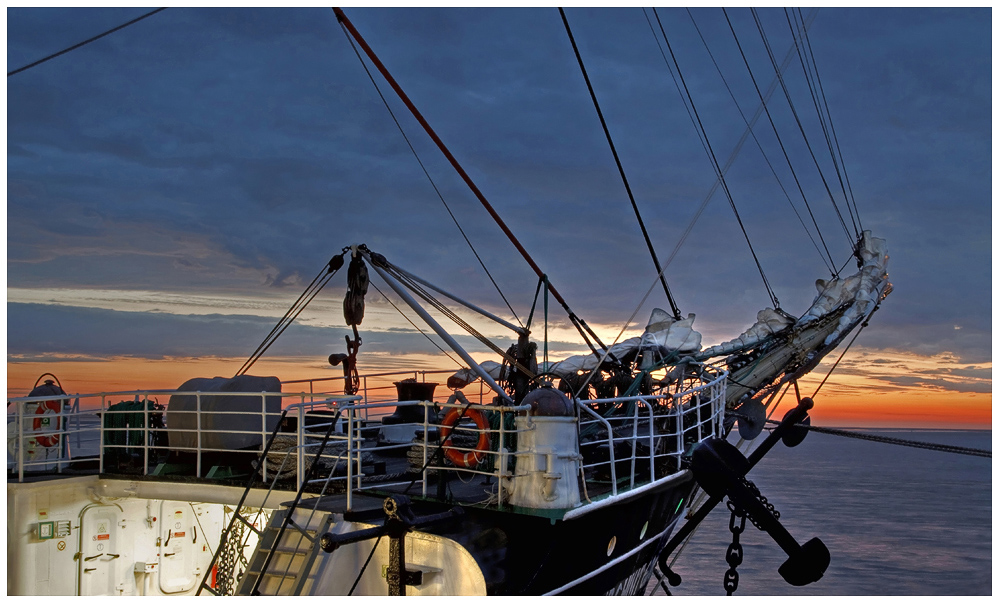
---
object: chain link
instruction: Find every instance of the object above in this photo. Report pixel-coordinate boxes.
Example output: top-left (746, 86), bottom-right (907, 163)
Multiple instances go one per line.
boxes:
top-left (721, 479), bottom-right (783, 595)
top-left (723, 501), bottom-right (746, 595)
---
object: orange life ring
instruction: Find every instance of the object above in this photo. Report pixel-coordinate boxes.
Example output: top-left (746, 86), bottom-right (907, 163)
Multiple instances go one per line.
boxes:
top-left (439, 407), bottom-right (490, 468)
top-left (32, 400), bottom-right (61, 448)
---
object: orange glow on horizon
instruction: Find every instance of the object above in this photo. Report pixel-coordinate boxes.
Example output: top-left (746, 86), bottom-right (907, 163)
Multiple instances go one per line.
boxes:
top-left (7, 352), bottom-right (992, 430)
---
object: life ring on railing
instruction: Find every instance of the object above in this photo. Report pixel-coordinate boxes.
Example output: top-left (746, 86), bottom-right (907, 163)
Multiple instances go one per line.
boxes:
top-left (439, 407), bottom-right (490, 468)
top-left (32, 400), bottom-right (62, 448)
top-left (28, 374), bottom-right (66, 449)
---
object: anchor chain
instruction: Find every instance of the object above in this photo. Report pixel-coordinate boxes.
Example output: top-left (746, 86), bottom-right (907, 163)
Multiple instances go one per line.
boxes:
top-left (724, 502), bottom-right (745, 595)
top-left (723, 479), bottom-right (782, 595)
top-left (741, 477), bottom-right (780, 529)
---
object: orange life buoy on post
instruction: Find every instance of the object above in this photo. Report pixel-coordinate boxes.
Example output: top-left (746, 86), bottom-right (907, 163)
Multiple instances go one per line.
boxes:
top-left (32, 400), bottom-right (62, 448)
top-left (439, 407), bottom-right (490, 468)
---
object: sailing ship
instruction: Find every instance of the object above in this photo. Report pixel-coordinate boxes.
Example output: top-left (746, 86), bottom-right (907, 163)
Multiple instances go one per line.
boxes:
top-left (7, 7), bottom-right (891, 596)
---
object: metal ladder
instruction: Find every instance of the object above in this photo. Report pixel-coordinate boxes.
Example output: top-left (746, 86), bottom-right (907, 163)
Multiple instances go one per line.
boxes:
top-left (197, 406), bottom-right (354, 595)
top-left (236, 507), bottom-right (334, 595)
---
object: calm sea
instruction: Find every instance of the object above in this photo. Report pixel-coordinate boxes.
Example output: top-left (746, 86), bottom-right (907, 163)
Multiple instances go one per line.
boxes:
top-left (650, 429), bottom-right (992, 596)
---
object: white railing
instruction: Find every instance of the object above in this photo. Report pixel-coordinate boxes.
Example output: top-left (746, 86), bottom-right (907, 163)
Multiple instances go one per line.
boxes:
top-left (7, 367), bottom-right (727, 511)
top-left (575, 366), bottom-right (727, 499)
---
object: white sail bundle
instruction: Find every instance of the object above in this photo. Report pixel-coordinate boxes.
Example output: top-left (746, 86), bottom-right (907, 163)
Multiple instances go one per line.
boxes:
top-left (698, 230), bottom-right (890, 360)
top-left (697, 308), bottom-right (795, 359)
top-left (448, 309), bottom-right (703, 385)
top-left (797, 230), bottom-right (890, 346)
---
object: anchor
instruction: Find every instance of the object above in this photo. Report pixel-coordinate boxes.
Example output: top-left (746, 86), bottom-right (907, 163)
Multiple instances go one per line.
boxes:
top-left (658, 396), bottom-right (829, 589)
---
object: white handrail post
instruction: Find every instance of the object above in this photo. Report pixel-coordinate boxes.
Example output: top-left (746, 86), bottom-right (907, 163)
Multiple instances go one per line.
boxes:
top-left (629, 400), bottom-right (638, 490)
top-left (99, 396), bottom-right (106, 475)
top-left (17, 400), bottom-right (24, 482)
top-left (498, 408), bottom-right (506, 506)
top-left (421, 402), bottom-right (429, 498)
top-left (675, 393), bottom-right (683, 459)
top-left (646, 398), bottom-right (656, 484)
top-left (355, 416), bottom-right (362, 492)
top-left (143, 396), bottom-right (149, 476)
top-left (297, 400), bottom-right (305, 489)
top-left (74, 397), bottom-right (82, 453)
top-left (196, 392), bottom-right (202, 478)
top-left (346, 409), bottom-right (353, 510)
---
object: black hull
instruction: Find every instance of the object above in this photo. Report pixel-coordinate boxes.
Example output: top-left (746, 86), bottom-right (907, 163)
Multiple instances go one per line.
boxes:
top-left (419, 472), bottom-right (695, 595)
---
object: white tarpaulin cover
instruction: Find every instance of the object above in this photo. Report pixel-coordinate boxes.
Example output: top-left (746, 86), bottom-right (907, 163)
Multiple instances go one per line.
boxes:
top-left (167, 375), bottom-right (281, 451)
top-left (699, 230), bottom-right (890, 359)
top-left (698, 308), bottom-right (794, 358)
top-left (448, 232), bottom-right (889, 382)
top-left (449, 310), bottom-right (703, 384)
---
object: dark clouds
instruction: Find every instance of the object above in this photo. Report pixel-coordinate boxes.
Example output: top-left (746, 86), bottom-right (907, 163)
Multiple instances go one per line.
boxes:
top-left (6, 302), bottom-right (507, 363)
top-left (7, 8), bottom-right (992, 368)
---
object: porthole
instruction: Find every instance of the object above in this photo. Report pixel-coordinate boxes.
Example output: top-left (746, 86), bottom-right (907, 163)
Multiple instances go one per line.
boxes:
top-left (607, 535), bottom-right (617, 556)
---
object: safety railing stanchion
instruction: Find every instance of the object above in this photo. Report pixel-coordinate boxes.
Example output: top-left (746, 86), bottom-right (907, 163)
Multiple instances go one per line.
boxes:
top-left (99, 395), bottom-right (106, 475)
top-left (297, 399), bottom-right (305, 489)
top-left (144, 396), bottom-right (150, 476)
top-left (646, 399), bottom-right (656, 483)
top-left (17, 400), bottom-right (24, 482)
top-left (498, 407), bottom-right (506, 507)
top-left (196, 392), bottom-right (202, 478)
top-left (346, 408), bottom-right (353, 510)
top-left (261, 392), bottom-right (267, 482)
top-left (422, 402), bottom-right (429, 498)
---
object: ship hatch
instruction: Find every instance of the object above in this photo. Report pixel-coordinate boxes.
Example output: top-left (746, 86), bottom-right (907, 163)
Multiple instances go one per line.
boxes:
top-left (158, 501), bottom-right (198, 593)
top-left (79, 505), bottom-right (119, 595)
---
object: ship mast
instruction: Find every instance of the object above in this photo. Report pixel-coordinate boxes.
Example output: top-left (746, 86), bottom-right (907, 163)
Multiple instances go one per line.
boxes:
top-left (333, 7), bottom-right (615, 362)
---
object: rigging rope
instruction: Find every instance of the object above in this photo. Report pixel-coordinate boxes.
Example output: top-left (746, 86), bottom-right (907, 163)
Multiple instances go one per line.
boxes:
top-left (380, 260), bottom-right (536, 378)
top-left (654, 8), bottom-right (824, 282)
top-left (8, 8), bottom-right (167, 77)
top-left (651, 8), bottom-right (781, 310)
top-left (332, 7), bottom-right (614, 363)
top-left (237, 253), bottom-right (346, 376)
top-left (783, 8), bottom-right (859, 239)
top-left (338, 17), bottom-right (523, 329)
top-left (767, 421), bottom-right (991, 458)
top-left (749, 8), bottom-right (856, 244)
top-left (679, 8), bottom-right (835, 276)
top-left (369, 282), bottom-right (464, 368)
top-left (793, 7), bottom-right (863, 232)
top-left (721, 8), bottom-right (840, 273)
top-left (558, 7), bottom-right (683, 321)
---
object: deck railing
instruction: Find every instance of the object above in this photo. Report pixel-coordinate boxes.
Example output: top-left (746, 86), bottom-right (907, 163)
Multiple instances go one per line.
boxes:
top-left (7, 367), bottom-right (727, 511)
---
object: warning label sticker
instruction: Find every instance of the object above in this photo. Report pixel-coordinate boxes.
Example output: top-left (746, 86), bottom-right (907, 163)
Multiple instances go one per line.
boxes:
top-left (173, 531), bottom-right (185, 538)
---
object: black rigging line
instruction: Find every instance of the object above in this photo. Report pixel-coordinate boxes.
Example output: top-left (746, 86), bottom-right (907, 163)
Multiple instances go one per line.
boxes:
top-left (721, 8), bottom-right (839, 273)
top-left (369, 282), bottom-right (464, 368)
top-left (767, 421), bottom-right (992, 458)
top-left (783, 8), bottom-right (859, 238)
top-left (8, 8), bottom-right (167, 77)
top-left (237, 256), bottom-right (344, 376)
top-left (337, 18), bottom-right (523, 329)
top-left (795, 7), bottom-right (863, 232)
top-left (642, 10), bottom-right (712, 165)
top-left (651, 8), bottom-right (781, 310)
top-left (749, 8), bottom-right (855, 243)
top-left (558, 7), bottom-right (683, 321)
top-left (682, 8), bottom-right (835, 276)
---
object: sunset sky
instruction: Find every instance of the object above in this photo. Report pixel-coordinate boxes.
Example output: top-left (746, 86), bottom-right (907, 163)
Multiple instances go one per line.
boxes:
top-left (7, 8), bottom-right (991, 429)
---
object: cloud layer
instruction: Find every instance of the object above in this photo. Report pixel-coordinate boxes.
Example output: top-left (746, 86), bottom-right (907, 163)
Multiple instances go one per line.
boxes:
top-left (7, 8), bottom-right (992, 394)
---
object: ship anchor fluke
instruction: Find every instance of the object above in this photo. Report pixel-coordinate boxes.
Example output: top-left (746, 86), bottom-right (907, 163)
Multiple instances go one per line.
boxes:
top-left (690, 434), bottom-right (830, 587)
